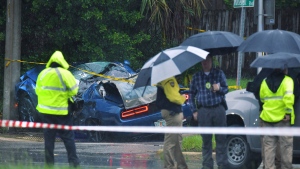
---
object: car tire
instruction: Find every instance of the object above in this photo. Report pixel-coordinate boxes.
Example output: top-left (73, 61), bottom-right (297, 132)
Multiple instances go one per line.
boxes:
top-left (18, 94), bottom-right (39, 122)
top-left (85, 119), bottom-right (105, 142)
top-left (226, 134), bottom-right (262, 169)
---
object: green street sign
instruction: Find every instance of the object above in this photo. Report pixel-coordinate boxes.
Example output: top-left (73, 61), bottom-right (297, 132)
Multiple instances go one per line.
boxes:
top-left (234, 0), bottom-right (255, 8)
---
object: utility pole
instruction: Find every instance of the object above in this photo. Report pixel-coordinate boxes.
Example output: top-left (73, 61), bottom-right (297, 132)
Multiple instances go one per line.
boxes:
top-left (236, 7), bottom-right (246, 88)
top-left (256, 0), bottom-right (264, 74)
top-left (257, 0), bottom-right (264, 32)
top-left (3, 0), bottom-right (21, 122)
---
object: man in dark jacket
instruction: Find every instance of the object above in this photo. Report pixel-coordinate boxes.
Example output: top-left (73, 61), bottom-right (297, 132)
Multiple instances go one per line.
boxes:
top-left (189, 55), bottom-right (228, 169)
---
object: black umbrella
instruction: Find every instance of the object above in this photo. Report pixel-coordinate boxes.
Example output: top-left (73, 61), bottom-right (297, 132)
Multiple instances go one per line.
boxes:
top-left (133, 46), bottom-right (209, 89)
top-left (238, 29), bottom-right (300, 54)
top-left (250, 52), bottom-right (300, 69)
top-left (180, 31), bottom-right (244, 55)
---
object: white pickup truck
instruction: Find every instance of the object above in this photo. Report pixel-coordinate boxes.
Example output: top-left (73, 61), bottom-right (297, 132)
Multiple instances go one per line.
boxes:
top-left (225, 68), bottom-right (300, 169)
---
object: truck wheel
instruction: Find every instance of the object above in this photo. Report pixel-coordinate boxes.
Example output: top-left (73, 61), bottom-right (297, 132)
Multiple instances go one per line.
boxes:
top-left (226, 135), bottom-right (262, 169)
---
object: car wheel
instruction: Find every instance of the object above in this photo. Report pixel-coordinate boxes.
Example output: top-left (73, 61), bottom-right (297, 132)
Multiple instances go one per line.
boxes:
top-left (226, 135), bottom-right (262, 169)
top-left (18, 94), bottom-right (39, 122)
top-left (85, 119), bottom-right (105, 142)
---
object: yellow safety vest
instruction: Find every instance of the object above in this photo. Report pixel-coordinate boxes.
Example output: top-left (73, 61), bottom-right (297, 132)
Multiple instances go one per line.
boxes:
top-left (259, 76), bottom-right (295, 124)
top-left (159, 77), bottom-right (185, 105)
top-left (35, 51), bottom-right (78, 115)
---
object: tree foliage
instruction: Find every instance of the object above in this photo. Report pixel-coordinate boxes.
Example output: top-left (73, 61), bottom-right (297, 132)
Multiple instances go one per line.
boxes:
top-left (1, 0), bottom-right (299, 80)
top-left (20, 0), bottom-right (151, 72)
top-left (140, 0), bottom-right (204, 47)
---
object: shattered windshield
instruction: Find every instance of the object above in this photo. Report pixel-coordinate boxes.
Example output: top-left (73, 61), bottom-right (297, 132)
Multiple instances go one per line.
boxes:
top-left (104, 66), bottom-right (130, 78)
top-left (69, 62), bottom-right (131, 81)
top-left (69, 62), bottom-right (110, 80)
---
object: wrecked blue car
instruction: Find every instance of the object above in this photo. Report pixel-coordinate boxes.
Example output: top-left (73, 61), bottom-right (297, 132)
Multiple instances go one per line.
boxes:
top-left (15, 61), bottom-right (192, 142)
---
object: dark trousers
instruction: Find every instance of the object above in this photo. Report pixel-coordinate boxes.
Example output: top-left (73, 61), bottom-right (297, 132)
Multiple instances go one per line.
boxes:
top-left (197, 105), bottom-right (228, 169)
top-left (40, 113), bottom-right (80, 167)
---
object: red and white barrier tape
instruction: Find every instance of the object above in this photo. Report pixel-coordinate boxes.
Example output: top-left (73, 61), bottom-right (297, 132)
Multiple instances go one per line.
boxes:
top-left (1, 120), bottom-right (300, 136)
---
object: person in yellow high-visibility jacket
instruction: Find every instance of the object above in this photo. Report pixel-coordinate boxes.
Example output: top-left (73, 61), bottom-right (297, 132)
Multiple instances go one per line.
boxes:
top-left (260, 67), bottom-right (294, 169)
top-left (156, 76), bottom-right (188, 169)
top-left (35, 51), bottom-right (80, 168)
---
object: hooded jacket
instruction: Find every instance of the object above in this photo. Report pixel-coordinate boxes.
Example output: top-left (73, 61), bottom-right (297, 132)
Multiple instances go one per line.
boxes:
top-left (259, 71), bottom-right (295, 124)
top-left (35, 51), bottom-right (78, 115)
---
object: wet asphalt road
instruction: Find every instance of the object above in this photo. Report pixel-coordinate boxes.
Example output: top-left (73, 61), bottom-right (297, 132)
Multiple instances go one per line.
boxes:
top-left (0, 133), bottom-right (300, 169)
top-left (0, 134), bottom-right (202, 169)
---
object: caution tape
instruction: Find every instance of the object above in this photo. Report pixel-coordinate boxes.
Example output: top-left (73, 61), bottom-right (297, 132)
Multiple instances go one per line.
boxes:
top-left (4, 58), bottom-right (46, 67)
top-left (5, 58), bottom-right (244, 88)
top-left (186, 27), bottom-right (205, 32)
top-left (5, 58), bottom-right (135, 84)
top-left (228, 85), bottom-right (242, 90)
top-left (1, 120), bottom-right (300, 136)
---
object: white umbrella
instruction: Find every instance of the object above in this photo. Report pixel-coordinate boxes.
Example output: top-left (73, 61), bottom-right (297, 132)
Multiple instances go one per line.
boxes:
top-left (133, 46), bottom-right (209, 89)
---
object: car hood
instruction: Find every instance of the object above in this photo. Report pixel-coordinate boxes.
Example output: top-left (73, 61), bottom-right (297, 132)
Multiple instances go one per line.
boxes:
top-left (19, 65), bottom-right (45, 82)
top-left (225, 89), bottom-right (259, 113)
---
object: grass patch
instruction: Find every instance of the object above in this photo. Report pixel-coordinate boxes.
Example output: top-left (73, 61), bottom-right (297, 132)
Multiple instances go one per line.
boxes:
top-left (182, 135), bottom-right (216, 152)
top-left (182, 135), bottom-right (202, 152)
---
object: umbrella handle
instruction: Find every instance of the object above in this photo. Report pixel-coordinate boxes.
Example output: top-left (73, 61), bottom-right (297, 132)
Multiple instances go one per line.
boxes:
top-left (141, 78), bottom-right (150, 96)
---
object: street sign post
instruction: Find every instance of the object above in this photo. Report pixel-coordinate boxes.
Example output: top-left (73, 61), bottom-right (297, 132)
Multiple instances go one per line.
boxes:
top-left (234, 0), bottom-right (255, 8)
top-left (233, 0), bottom-right (255, 87)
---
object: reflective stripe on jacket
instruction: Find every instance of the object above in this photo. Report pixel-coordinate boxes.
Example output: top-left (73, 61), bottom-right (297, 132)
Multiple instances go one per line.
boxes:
top-left (35, 51), bottom-right (78, 115)
top-left (259, 75), bottom-right (295, 124)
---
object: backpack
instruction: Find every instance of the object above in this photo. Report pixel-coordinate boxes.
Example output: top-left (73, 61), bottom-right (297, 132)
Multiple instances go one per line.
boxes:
top-left (156, 86), bottom-right (182, 113)
top-left (156, 86), bottom-right (170, 109)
